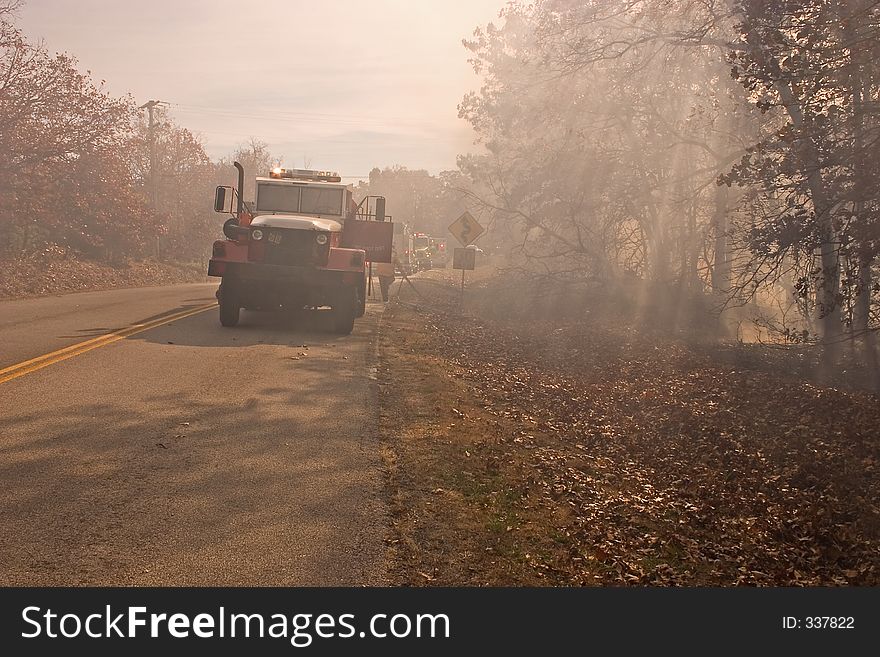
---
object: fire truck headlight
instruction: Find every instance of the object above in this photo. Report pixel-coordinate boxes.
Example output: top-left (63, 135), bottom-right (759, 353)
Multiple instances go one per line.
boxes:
top-left (251, 229), bottom-right (264, 241)
top-left (315, 233), bottom-right (328, 245)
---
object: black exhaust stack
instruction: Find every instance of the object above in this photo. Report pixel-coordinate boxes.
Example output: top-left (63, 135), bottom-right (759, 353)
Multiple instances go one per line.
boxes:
top-left (233, 161), bottom-right (245, 216)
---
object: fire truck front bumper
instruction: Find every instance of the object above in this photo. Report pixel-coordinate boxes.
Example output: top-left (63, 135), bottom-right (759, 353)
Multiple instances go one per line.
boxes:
top-left (209, 260), bottom-right (360, 285)
top-left (209, 260), bottom-right (362, 309)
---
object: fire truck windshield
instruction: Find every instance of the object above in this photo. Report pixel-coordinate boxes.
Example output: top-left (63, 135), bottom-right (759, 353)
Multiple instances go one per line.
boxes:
top-left (256, 183), bottom-right (300, 214)
top-left (301, 187), bottom-right (344, 215)
top-left (256, 182), bottom-right (344, 216)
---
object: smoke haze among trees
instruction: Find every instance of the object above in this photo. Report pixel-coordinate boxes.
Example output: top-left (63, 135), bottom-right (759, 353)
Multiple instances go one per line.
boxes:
top-left (2, 0), bottom-right (879, 380)
top-left (456, 0), bottom-right (879, 379)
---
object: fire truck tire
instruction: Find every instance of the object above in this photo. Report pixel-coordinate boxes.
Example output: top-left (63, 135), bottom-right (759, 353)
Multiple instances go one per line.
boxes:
top-left (218, 282), bottom-right (240, 327)
top-left (331, 288), bottom-right (357, 335)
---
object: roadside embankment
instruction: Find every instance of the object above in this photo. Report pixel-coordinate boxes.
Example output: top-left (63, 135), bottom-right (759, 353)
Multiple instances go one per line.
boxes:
top-left (0, 253), bottom-right (207, 300)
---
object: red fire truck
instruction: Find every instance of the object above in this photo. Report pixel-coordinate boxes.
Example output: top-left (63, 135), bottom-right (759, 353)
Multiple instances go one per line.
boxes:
top-left (410, 232), bottom-right (448, 270)
top-left (208, 163), bottom-right (387, 334)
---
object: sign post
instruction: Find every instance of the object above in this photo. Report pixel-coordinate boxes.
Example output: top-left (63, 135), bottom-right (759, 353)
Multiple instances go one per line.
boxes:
top-left (452, 247), bottom-right (476, 313)
top-left (450, 213), bottom-right (482, 314)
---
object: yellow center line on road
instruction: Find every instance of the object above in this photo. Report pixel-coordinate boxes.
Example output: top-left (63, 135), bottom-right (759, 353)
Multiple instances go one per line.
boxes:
top-left (0, 302), bottom-right (217, 385)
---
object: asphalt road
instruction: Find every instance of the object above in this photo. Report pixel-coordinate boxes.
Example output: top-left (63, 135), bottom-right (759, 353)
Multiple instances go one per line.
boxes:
top-left (0, 283), bottom-right (387, 585)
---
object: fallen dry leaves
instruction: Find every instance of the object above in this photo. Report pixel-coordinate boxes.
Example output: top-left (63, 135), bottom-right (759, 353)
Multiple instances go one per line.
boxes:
top-left (381, 269), bottom-right (879, 586)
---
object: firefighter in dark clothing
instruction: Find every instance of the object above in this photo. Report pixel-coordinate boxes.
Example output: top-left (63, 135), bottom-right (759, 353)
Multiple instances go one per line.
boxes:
top-left (374, 245), bottom-right (400, 302)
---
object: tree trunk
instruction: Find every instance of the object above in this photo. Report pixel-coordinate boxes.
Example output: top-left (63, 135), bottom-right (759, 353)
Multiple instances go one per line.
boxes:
top-left (854, 255), bottom-right (871, 334)
top-left (774, 82), bottom-right (841, 360)
top-left (854, 253), bottom-right (880, 390)
top-left (712, 183), bottom-right (730, 292)
top-left (742, 26), bottom-right (842, 364)
top-left (842, 3), bottom-right (877, 388)
top-left (684, 195), bottom-right (699, 289)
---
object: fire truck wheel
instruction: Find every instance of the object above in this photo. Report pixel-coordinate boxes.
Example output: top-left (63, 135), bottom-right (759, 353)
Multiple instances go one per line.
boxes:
top-left (331, 288), bottom-right (357, 335)
top-left (218, 282), bottom-right (240, 327)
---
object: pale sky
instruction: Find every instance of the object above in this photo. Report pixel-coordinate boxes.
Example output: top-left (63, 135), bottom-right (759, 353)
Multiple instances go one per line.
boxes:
top-left (19, 0), bottom-right (504, 178)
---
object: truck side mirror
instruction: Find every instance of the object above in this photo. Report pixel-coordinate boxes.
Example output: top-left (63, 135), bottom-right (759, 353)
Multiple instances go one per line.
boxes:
top-left (214, 186), bottom-right (232, 213)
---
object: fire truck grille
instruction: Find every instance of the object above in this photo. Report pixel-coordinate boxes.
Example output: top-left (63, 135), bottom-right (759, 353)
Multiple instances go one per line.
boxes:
top-left (261, 229), bottom-right (316, 265)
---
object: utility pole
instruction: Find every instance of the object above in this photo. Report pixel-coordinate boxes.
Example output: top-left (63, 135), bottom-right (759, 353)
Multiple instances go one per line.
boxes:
top-left (139, 100), bottom-right (167, 261)
top-left (139, 100), bottom-right (168, 208)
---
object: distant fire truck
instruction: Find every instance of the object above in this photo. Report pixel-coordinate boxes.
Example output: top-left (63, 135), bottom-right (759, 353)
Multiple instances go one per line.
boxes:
top-left (410, 232), bottom-right (448, 270)
top-left (208, 163), bottom-right (391, 334)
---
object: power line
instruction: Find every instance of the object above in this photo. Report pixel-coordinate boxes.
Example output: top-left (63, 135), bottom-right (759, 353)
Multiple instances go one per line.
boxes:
top-left (190, 128), bottom-right (463, 145)
top-left (171, 102), bottom-right (451, 128)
